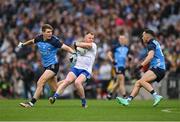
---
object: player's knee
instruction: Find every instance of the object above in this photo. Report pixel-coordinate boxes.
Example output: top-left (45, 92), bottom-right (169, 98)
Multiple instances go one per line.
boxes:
top-left (37, 80), bottom-right (45, 88)
top-left (64, 79), bottom-right (71, 85)
top-left (138, 79), bottom-right (146, 85)
top-left (39, 76), bottom-right (48, 82)
top-left (74, 81), bottom-right (82, 88)
top-left (135, 80), bottom-right (141, 87)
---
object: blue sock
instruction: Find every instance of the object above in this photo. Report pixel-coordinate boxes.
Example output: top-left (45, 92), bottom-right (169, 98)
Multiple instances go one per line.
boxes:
top-left (81, 98), bottom-right (86, 106)
top-left (53, 93), bottom-right (60, 99)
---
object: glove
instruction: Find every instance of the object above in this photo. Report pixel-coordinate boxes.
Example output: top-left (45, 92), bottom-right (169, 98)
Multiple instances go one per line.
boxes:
top-left (69, 52), bottom-right (77, 65)
top-left (17, 42), bottom-right (24, 48)
top-left (76, 47), bottom-right (87, 55)
top-left (135, 64), bottom-right (143, 72)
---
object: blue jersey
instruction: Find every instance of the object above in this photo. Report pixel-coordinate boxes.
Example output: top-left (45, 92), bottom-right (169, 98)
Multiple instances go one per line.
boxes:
top-left (34, 35), bottom-right (63, 67)
top-left (112, 44), bottom-right (129, 68)
top-left (147, 39), bottom-right (166, 70)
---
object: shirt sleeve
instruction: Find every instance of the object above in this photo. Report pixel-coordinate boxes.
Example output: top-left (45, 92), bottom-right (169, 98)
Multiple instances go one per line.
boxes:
top-left (147, 42), bottom-right (156, 51)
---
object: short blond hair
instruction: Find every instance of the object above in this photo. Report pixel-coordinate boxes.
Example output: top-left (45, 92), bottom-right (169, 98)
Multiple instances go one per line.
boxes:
top-left (86, 32), bottom-right (94, 36)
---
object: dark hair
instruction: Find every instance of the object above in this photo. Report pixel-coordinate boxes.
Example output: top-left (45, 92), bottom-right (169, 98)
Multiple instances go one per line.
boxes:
top-left (41, 24), bottom-right (53, 32)
top-left (144, 29), bottom-right (155, 37)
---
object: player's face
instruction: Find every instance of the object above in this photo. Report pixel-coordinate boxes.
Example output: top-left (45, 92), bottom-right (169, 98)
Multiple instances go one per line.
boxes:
top-left (85, 34), bottom-right (94, 43)
top-left (142, 32), bottom-right (148, 43)
top-left (119, 36), bottom-right (128, 45)
top-left (43, 29), bottom-right (53, 40)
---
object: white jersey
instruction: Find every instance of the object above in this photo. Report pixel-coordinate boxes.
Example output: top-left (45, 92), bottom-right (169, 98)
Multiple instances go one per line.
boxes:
top-left (74, 42), bottom-right (97, 74)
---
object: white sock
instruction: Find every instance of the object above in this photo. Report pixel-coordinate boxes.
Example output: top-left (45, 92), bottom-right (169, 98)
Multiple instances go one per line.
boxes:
top-left (127, 96), bottom-right (133, 101)
top-left (152, 92), bottom-right (158, 98)
top-left (127, 97), bottom-right (132, 101)
top-left (28, 102), bottom-right (34, 106)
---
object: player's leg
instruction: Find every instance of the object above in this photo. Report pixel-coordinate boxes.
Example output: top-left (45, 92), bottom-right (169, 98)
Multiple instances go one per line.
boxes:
top-left (33, 70), bottom-right (55, 99)
top-left (74, 74), bottom-right (87, 108)
top-left (130, 69), bottom-right (164, 106)
top-left (49, 72), bottom-right (76, 104)
top-left (118, 74), bottom-right (126, 98)
top-left (130, 70), bottom-right (156, 98)
top-left (107, 80), bottom-right (119, 100)
top-left (56, 72), bottom-right (76, 95)
top-left (57, 80), bottom-right (64, 86)
top-left (20, 70), bottom-right (55, 107)
top-left (107, 67), bottom-right (118, 100)
top-left (47, 76), bottom-right (58, 97)
top-left (108, 67), bottom-right (126, 99)
top-left (117, 69), bottom-right (164, 106)
top-left (47, 63), bottom-right (61, 91)
top-left (116, 70), bottom-right (157, 106)
top-left (111, 81), bottom-right (119, 93)
top-left (48, 76), bottom-right (58, 92)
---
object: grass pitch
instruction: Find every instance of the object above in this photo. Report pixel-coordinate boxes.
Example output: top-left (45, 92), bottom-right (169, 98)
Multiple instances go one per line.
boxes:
top-left (0, 99), bottom-right (179, 121)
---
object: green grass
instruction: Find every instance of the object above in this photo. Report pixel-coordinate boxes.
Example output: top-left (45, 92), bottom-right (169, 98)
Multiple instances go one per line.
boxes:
top-left (0, 99), bottom-right (179, 121)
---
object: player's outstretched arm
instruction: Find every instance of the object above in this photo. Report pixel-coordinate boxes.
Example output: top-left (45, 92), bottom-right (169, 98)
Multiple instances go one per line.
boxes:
top-left (61, 44), bottom-right (75, 54)
top-left (74, 42), bottom-right (92, 49)
top-left (18, 39), bottom-right (35, 48)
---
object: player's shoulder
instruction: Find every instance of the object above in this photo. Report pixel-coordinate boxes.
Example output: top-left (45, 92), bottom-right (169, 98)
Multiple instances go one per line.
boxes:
top-left (34, 34), bottom-right (43, 43)
top-left (91, 42), bottom-right (97, 48)
top-left (123, 45), bottom-right (129, 49)
top-left (35, 34), bottom-right (43, 38)
top-left (51, 35), bottom-right (60, 41)
top-left (149, 38), bottom-right (159, 44)
top-left (147, 39), bottom-right (157, 50)
top-left (49, 35), bottom-right (61, 44)
top-left (147, 39), bottom-right (156, 45)
top-left (49, 35), bottom-right (63, 48)
top-left (92, 42), bottom-right (96, 46)
top-left (112, 43), bottom-right (120, 49)
top-left (90, 42), bottom-right (97, 53)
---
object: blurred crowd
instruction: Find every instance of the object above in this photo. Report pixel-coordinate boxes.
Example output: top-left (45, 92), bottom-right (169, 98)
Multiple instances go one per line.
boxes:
top-left (0, 0), bottom-right (179, 99)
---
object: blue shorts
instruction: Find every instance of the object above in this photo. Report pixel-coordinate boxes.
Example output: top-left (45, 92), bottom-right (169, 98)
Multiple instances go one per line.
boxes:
top-left (115, 67), bottom-right (125, 75)
top-left (71, 67), bottom-right (91, 79)
top-left (150, 67), bottom-right (166, 82)
top-left (44, 63), bottom-right (59, 75)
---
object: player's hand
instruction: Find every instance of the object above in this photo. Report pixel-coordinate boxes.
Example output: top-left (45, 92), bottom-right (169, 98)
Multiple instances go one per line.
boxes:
top-left (112, 60), bottom-right (117, 66)
top-left (128, 56), bottom-right (132, 61)
top-left (17, 42), bottom-right (24, 48)
top-left (135, 64), bottom-right (143, 72)
top-left (73, 42), bottom-right (77, 50)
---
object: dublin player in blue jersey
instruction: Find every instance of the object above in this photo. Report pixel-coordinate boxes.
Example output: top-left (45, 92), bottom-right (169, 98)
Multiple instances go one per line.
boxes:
top-left (107, 35), bottom-right (129, 99)
top-left (18, 24), bottom-right (75, 107)
top-left (116, 29), bottom-right (166, 107)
